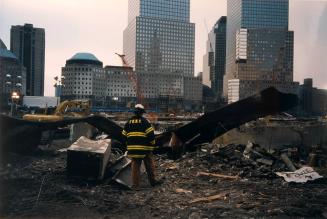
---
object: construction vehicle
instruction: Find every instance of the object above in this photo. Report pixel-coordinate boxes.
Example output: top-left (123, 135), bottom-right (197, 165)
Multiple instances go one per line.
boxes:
top-left (23, 100), bottom-right (91, 122)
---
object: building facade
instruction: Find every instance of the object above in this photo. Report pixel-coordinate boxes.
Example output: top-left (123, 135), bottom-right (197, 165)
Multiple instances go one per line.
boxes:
top-left (203, 16), bottom-right (227, 99)
top-left (61, 52), bottom-right (201, 112)
top-left (0, 40), bottom-right (26, 112)
top-left (123, 0), bottom-right (202, 111)
top-left (61, 53), bottom-right (137, 110)
top-left (105, 65), bottom-right (136, 110)
top-left (61, 53), bottom-right (106, 106)
top-left (224, 0), bottom-right (298, 103)
top-left (10, 23), bottom-right (45, 96)
top-left (298, 78), bottom-right (327, 116)
top-left (227, 79), bottom-right (299, 103)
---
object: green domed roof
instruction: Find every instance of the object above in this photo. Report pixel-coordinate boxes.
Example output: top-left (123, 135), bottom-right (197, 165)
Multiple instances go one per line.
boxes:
top-left (66, 52), bottom-right (103, 66)
top-left (69, 53), bottom-right (100, 61)
top-left (0, 48), bottom-right (18, 60)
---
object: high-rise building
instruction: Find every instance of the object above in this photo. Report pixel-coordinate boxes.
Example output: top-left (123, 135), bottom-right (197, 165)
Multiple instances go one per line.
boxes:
top-left (0, 39), bottom-right (26, 111)
top-left (224, 0), bottom-right (298, 103)
top-left (123, 0), bottom-right (201, 111)
top-left (298, 78), bottom-right (327, 116)
top-left (203, 16), bottom-right (227, 99)
top-left (10, 23), bottom-right (45, 96)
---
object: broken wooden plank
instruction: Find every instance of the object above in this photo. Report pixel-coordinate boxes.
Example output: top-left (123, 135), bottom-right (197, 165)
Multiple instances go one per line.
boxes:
top-left (197, 172), bottom-right (239, 180)
top-left (175, 188), bottom-right (192, 194)
top-left (189, 193), bottom-right (227, 204)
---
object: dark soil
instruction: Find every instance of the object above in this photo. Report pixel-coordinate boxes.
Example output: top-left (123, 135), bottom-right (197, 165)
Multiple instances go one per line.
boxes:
top-left (1, 143), bottom-right (327, 219)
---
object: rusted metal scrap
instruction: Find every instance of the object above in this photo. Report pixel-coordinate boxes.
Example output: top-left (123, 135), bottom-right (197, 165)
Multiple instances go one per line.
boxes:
top-left (0, 87), bottom-right (298, 160)
top-left (110, 156), bottom-right (133, 188)
top-left (159, 87), bottom-right (298, 152)
top-left (0, 115), bottom-right (124, 158)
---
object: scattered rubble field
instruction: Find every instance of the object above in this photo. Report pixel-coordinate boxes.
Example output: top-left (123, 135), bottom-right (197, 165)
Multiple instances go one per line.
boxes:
top-left (1, 143), bottom-right (327, 219)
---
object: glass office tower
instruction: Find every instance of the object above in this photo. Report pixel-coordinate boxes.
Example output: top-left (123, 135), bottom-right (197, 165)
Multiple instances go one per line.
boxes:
top-left (203, 16), bottom-right (227, 99)
top-left (224, 0), bottom-right (297, 101)
top-left (10, 24), bottom-right (45, 96)
top-left (123, 0), bottom-right (201, 111)
top-left (124, 0), bottom-right (194, 77)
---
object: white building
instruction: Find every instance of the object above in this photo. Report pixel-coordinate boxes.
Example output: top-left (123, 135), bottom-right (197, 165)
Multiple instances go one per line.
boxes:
top-left (61, 52), bottom-right (202, 112)
top-left (105, 66), bottom-right (135, 98)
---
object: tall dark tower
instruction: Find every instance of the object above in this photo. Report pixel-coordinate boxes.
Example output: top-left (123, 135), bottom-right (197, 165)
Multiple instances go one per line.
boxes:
top-left (203, 16), bottom-right (227, 99)
top-left (224, 0), bottom-right (298, 103)
top-left (10, 23), bottom-right (45, 96)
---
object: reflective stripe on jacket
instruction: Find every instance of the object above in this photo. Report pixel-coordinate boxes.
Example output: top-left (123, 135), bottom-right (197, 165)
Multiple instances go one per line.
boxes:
top-left (122, 115), bottom-right (156, 158)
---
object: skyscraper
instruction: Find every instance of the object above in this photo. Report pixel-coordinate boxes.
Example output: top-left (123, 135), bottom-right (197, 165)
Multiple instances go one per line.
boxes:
top-left (0, 39), bottom-right (26, 111)
top-left (10, 23), bottom-right (45, 96)
top-left (224, 0), bottom-right (298, 103)
top-left (123, 0), bottom-right (201, 111)
top-left (203, 16), bottom-right (227, 100)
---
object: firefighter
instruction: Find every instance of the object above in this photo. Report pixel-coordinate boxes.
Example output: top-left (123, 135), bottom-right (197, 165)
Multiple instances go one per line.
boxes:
top-left (122, 104), bottom-right (159, 189)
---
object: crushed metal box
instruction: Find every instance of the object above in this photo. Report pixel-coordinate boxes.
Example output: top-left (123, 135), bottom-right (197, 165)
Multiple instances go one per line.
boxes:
top-left (67, 136), bottom-right (111, 180)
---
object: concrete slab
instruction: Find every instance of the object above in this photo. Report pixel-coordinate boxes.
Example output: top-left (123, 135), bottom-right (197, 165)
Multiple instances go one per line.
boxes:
top-left (67, 136), bottom-right (111, 180)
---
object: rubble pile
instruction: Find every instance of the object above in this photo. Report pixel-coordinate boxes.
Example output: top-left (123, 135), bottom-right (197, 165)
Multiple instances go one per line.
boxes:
top-left (1, 140), bottom-right (327, 218)
top-left (201, 142), bottom-right (326, 180)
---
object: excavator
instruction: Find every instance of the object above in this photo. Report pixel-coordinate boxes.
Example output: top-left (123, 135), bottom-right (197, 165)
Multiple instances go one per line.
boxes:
top-left (23, 100), bottom-right (91, 122)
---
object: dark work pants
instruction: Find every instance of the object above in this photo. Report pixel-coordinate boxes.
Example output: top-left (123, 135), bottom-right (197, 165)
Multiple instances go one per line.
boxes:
top-left (131, 152), bottom-right (156, 188)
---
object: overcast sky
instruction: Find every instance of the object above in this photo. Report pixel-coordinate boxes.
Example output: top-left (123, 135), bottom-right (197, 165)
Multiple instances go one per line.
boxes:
top-left (0, 0), bottom-right (326, 96)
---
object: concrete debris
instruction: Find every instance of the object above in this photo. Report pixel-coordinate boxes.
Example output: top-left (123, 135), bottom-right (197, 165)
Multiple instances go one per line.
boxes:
top-left (57, 148), bottom-right (67, 153)
top-left (107, 155), bottom-right (131, 176)
top-left (256, 158), bottom-right (273, 166)
top-left (95, 134), bottom-right (109, 140)
top-left (111, 157), bottom-right (133, 188)
top-left (67, 136), bottom-right (111, 180)
top-left (69, 123), bottom-right (95, 142)
top-left (280, 153), bottom-right (297, 171)
top-left (166, 163), bottom-right (179, 171)
top-left (1, 136), bottom-right (327, 218)
top-left (243, 141), bottom-right (254, 159)
top-left (209, 142), bottom-right (326, 180)
top-left (276, 167), bottom-right (323, 183)
top-left (109, 155), bottom-right (147, 189)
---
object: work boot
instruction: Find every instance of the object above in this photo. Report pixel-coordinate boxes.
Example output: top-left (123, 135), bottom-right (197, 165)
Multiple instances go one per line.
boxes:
top-left (131, 185), bottom-right (140, 191)
top-left (150, 179), bottom-right (163, 187)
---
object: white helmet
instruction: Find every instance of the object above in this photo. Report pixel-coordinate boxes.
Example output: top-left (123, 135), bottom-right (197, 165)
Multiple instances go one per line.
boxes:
top-left (134, 104), bottom-right (145, 110)
top-left (134, 104), bottom-right (145, 114)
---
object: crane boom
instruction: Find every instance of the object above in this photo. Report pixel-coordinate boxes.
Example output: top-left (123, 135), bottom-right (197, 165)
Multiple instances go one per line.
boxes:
top-left (115, 53), bottom-right (146, 106)
top-left (115, 53), bottom-right (158, 121)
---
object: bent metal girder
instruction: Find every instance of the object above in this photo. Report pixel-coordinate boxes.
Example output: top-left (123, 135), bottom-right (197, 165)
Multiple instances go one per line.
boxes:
top-left (0, 87), bottom-right (298, 159)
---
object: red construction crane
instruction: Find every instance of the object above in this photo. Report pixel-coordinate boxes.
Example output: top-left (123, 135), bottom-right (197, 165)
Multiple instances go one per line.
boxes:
top-left (115, 53), bottom-right (145, 106)
top-left (115, 53), bottom-right (158, 121)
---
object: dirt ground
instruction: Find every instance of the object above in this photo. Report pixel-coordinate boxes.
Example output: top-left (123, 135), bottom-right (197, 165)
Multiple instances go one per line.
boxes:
top-left (1, 142), bottom-right (327, 219)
